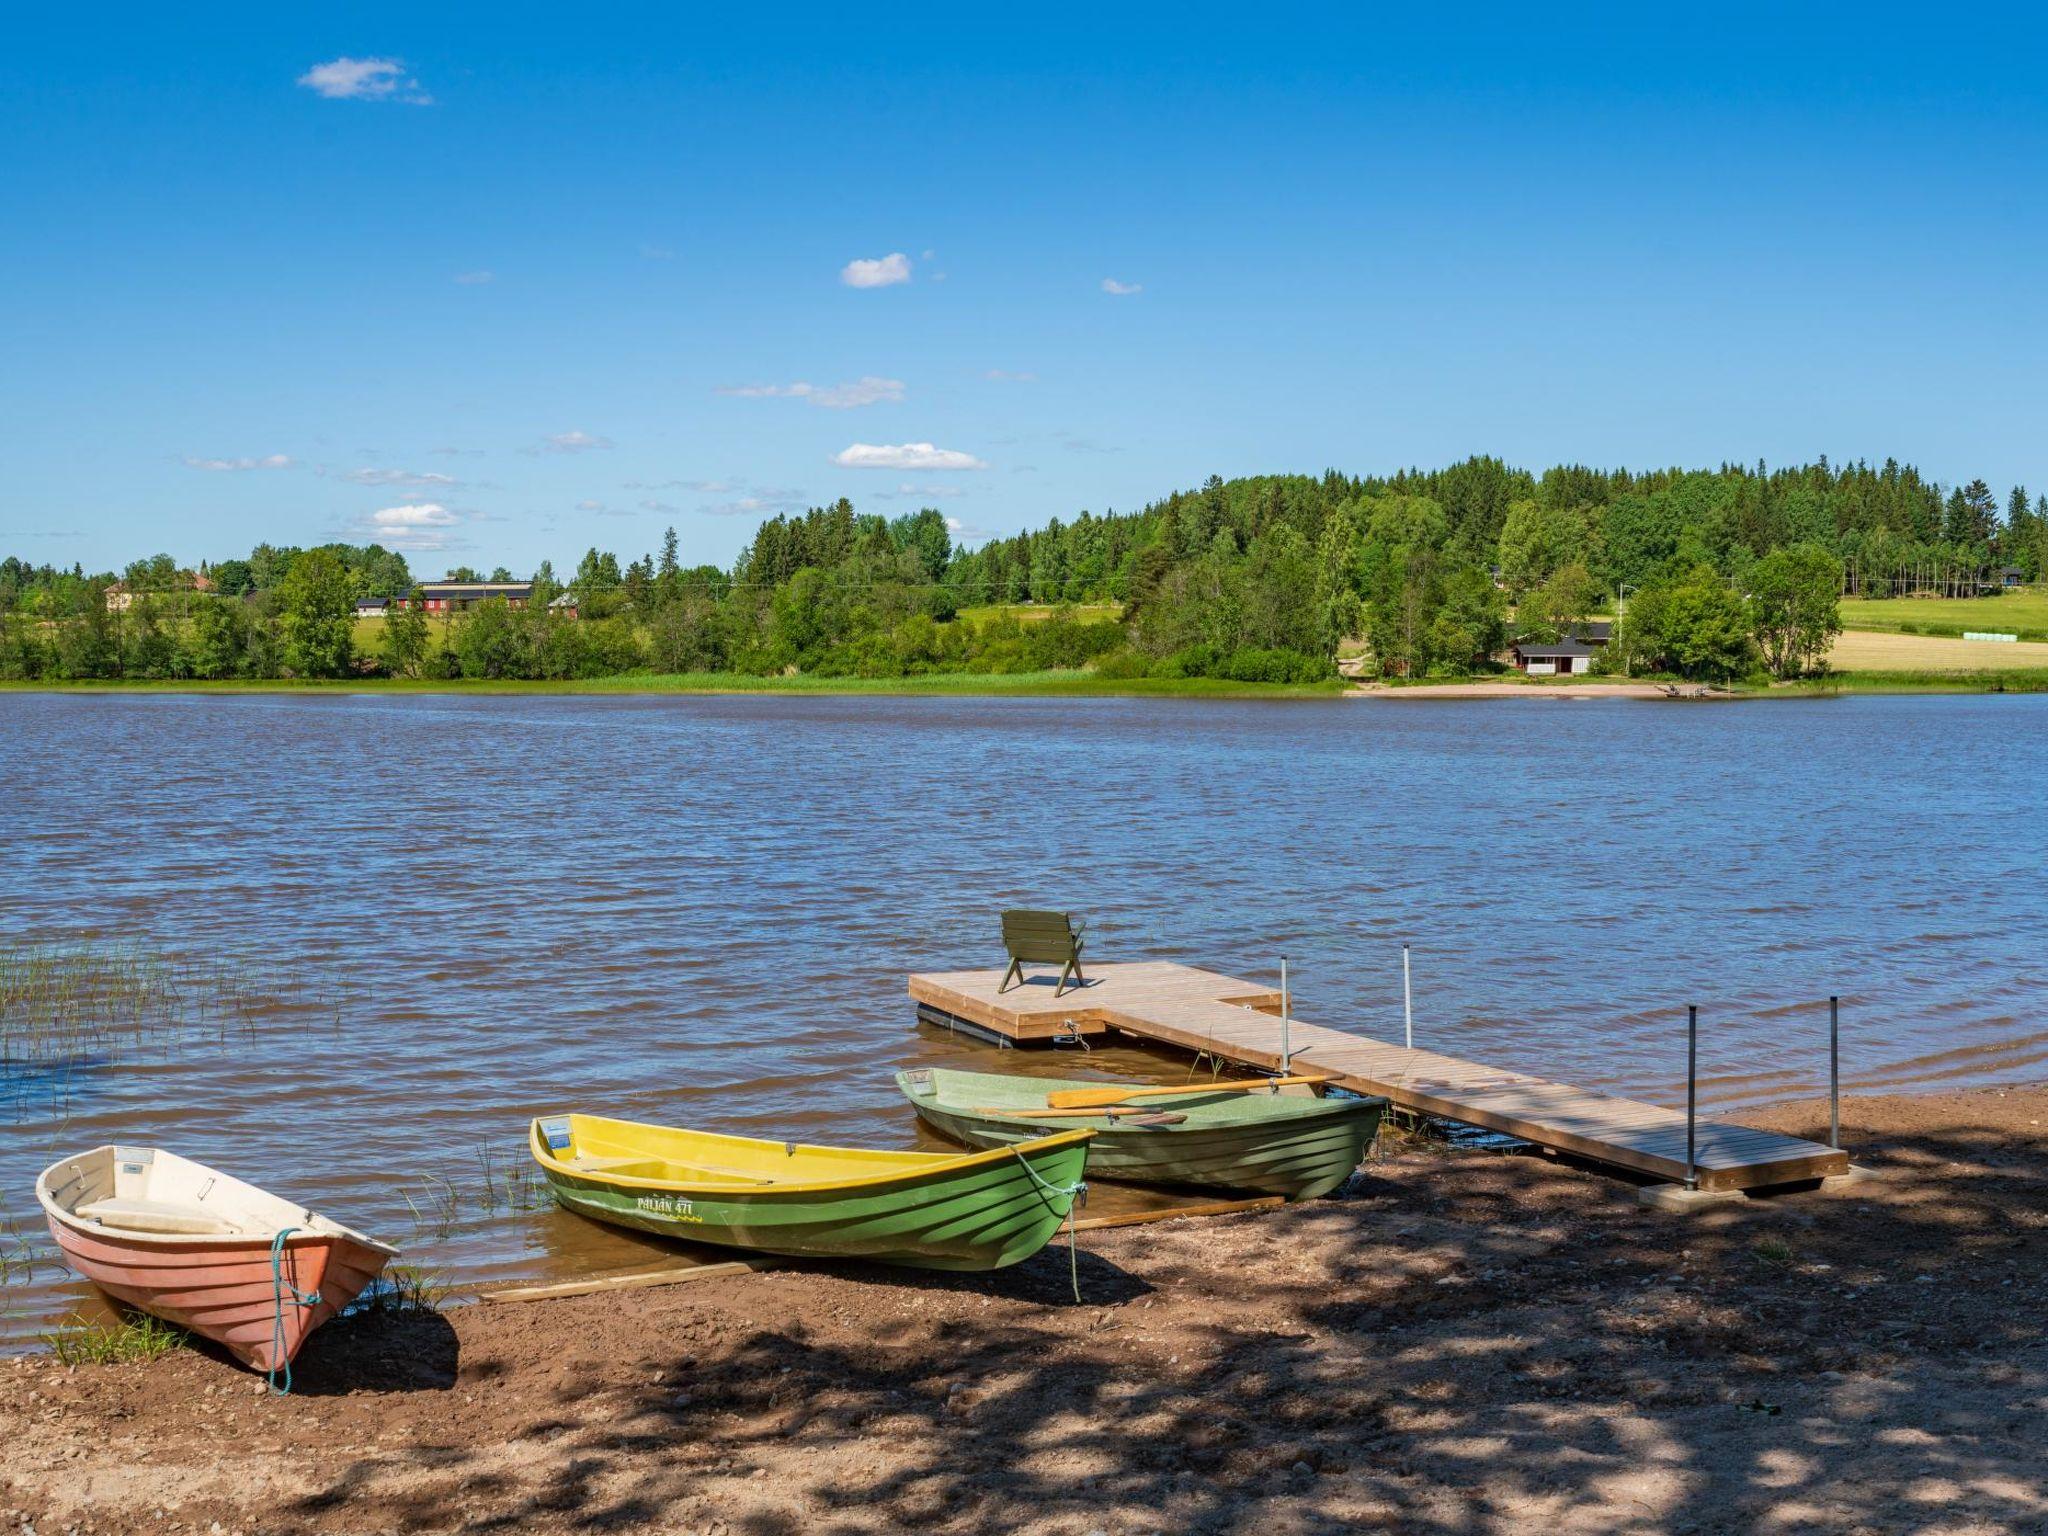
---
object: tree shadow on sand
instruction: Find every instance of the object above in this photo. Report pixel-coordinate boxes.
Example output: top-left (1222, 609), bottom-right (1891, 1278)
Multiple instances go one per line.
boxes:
top-left (268, 1113), bottom-right (2046, 1532)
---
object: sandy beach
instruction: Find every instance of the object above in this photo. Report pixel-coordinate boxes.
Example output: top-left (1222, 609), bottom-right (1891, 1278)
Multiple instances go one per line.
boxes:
top-left (6, 1084), bottom-right (2044, 1535)
top-left (1349, 680), bottom-right (1676, 699)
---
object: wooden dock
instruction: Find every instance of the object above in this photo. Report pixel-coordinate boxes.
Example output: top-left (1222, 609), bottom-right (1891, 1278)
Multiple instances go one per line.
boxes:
top-left (908, 961), bottom-right (1849, 1192)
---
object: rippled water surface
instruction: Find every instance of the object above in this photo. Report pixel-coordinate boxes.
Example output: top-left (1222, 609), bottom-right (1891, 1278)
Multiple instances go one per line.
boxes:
top-left (3, 690), bottom-right (2044, 1335)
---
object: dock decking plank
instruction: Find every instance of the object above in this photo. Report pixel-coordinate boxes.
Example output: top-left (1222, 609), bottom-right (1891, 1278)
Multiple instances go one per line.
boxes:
top-left (908, 961), bottom-right (1849, 1191)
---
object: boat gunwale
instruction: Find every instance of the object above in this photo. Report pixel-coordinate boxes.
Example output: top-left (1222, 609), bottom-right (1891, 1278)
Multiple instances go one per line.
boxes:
top-left (898, 1068), bottom-right (1391, 1127)
top-left (529, 1113), bottom-right (1093, 1197)
top-left (36, 1146), bottom-right (399, 1257)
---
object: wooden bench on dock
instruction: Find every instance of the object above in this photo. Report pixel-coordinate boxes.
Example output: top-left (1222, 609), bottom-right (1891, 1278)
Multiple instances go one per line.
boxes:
top-left (908, 959), bottom-right (1849, 1192)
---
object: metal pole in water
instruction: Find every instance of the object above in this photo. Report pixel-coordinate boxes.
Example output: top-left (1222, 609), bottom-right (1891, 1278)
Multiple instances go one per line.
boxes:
top-left (1829, 995), bottom-right (1841, 1150)
top-left (1402, 944), bottom-right (1413, 1050)
top-left (1686, 1004), bottom-right (1699, 1190)
top-left (1280, 956), bottom-right (1291, 1074)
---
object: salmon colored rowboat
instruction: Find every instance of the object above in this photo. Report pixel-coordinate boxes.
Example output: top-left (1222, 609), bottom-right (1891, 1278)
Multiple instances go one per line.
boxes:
top-left (37, 1146), bottom-right (398, 1374)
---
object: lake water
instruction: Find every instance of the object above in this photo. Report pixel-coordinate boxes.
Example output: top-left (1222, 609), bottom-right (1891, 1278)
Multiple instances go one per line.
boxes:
top-left (3, 690), bottom-right (2044, 1337)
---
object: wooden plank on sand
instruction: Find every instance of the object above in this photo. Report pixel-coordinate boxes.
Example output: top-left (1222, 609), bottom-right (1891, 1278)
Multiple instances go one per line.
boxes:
top-left (483, 1258), bottom-right (776, 1304)
top-left (1069, 1196), bottom-right (1285, 1231)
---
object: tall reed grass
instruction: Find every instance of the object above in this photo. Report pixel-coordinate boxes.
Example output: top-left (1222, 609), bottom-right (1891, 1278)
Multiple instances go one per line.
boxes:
top-left (0, 937), bottom-right (352, 1120)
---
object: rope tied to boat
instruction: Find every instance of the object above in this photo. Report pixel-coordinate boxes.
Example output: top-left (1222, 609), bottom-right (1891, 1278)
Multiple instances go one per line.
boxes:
top-left (1012, 1150), bottom-right (1087, 1303)
top-left (267, 1227), bottom-right (322, 1396)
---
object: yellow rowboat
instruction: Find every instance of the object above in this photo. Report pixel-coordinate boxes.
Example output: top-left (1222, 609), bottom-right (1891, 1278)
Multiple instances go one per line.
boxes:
top-left (529, 1112), bottom-right (1092, 1271)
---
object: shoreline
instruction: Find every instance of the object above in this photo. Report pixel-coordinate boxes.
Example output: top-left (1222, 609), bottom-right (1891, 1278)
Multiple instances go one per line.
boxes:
top-left (8, 1080), bottom-right (2044, 1533)
top-left (6, 664), bottom-right (2048, 700)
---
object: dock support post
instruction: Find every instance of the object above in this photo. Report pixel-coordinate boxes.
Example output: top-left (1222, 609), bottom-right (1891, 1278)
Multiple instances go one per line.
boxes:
top-left (1829, 995), bottom-right (1840, 1150)
top-left (1685, 1004), bottom-right (1699, 1189)
top-left (1402, 944), bottom-right (1413, 1050)
top-left (1280, 956), bottom-right (1291, 1073)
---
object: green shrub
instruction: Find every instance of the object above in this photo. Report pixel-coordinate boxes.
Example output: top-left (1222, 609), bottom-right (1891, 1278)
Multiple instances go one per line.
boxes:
top-left (1090, 646), bottom-right (1153, 679)
top-left (1215, 647), bottom-right (1330, 683)
top-left (1155, 644), bottom-right (1220, 678)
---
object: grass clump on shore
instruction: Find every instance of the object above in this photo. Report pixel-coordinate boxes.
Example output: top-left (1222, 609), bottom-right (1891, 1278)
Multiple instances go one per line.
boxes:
top-left (1773, 668), bottom-right (2048, 695)
top-left (356, 1264), bottom-right (445, 1316)
top-left (42, 1311), bottom-right (190, 1366)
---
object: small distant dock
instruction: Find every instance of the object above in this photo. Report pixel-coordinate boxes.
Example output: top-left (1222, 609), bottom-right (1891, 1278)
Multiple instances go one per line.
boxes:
top-left (908, 961), bottom-right (1849, 1192)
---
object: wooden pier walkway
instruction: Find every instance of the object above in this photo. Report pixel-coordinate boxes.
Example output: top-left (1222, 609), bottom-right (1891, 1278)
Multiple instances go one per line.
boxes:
top-left (908, 961), bottom-right (1849, 1192)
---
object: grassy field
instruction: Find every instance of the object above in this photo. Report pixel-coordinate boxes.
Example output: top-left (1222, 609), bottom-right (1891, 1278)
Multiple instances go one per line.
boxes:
top-left (2, 669), bottom-right (1347, 699)
top-left (1839, 588), bottom-right (2048, 639)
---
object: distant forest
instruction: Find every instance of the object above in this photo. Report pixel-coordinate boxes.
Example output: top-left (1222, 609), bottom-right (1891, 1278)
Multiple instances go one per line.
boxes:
top-left (5, 457), bottom-right (2044, 684)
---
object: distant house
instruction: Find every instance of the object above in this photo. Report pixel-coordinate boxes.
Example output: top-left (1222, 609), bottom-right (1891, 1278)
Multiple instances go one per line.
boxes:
top-left (1573, 620), bottom-right (1613, 645)
top-left (354, 597), bottom-right (390, 617)
top-left (1510, 637), bottom-right (1599, 676)
top-left (107, 570), bottom-right (216, 611)
top-left (548, 591), bottom-right (580, 620)
top-left (397, 581), bottom-right (534, 614)
top-left (2000, 566), bottom-right (2027, 590)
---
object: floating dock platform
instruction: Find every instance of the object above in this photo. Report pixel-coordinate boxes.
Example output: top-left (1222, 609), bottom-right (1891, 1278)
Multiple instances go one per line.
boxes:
top-left (908, 961), bottom-right (1849, 1192)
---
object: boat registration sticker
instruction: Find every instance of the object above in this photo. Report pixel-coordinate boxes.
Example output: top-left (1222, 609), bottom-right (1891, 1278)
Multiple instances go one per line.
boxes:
top-left (539, 1116), bottom-right (573, 1152)
top-left (115, 1147), bottom-right (154, 1176)
top-left (901, 1069), bottom-right (935, 1096)
top-left (634, 1194), bottom-right (699, 1222)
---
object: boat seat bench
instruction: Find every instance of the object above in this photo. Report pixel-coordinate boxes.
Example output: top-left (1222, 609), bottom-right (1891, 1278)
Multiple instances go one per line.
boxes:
top-left (76, 1197), bottom-right (244, 1236)
top-left (567, 1156), bottom-right (774, 1187)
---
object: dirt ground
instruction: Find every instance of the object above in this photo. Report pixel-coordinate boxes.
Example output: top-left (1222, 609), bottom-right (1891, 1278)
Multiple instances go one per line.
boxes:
top-left (6, 1085), bottom-right (2046, 1536)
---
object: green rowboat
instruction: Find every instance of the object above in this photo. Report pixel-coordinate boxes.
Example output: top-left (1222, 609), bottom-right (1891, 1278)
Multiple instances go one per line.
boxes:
top-left (896, 1067), bottom-right (1384, 1201)
top-left (529, 1112), bottom-right (1092, 1271)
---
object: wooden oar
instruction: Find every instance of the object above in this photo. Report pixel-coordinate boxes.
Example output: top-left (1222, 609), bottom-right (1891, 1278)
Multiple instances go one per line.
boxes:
top-left (1044, 1075), bottom-right (1331, 1110)
top-left (973, 1106), bottom-right (1187, 1123)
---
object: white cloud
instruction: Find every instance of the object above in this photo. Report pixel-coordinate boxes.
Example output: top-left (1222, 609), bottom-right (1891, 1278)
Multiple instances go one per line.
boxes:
top-left (1101, 278), bottom-right (1143, 296)
top-left (539, 430), bottom-right (614, 453)
top-left (983, 369), bottom-right (1037, 383)
top-left (369, 503), bottom-right (459, 529)
top-left (703, 496), bottom-right (779, 518)
top-left (832, 442), bottom-right (988, 471)
top-left (296, 57), bottom-right (431, 104)
top-left (184, 453), bottom-right (292, 472)
top-left (340, 467), bottom-right (458, 489)
top-left (453, 270), bottom-right (494, 285)
top-left (700, 483), bottom-right (810, 518)
top-left (840, 253), bottom-right (911, 288)
top-left (355, 502), bottom-right (463, 551)
top-left (718, 375), bottom-right (904, 410)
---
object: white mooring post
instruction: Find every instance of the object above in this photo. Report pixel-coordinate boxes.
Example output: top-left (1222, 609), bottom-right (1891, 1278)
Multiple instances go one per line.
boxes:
top-left (1402, 943), bottom-right (1413, 1050)
top-left (1279, 955), bottom-right (1291, 1074)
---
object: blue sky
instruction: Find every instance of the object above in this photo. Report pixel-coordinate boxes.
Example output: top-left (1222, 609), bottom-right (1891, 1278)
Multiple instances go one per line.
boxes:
top-left (4, 5), bottom-right (2045, 576)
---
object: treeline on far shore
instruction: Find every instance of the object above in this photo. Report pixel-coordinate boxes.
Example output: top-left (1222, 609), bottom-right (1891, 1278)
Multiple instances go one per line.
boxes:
top-left (5, 457), bottom-right (2045, 686)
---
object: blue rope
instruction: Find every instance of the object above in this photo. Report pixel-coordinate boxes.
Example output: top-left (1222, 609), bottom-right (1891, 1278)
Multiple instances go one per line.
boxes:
top-left (267, 1228), bottom-right (322, 1396)
top-left (1013, 1151), bottom-right (1087, 1303)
